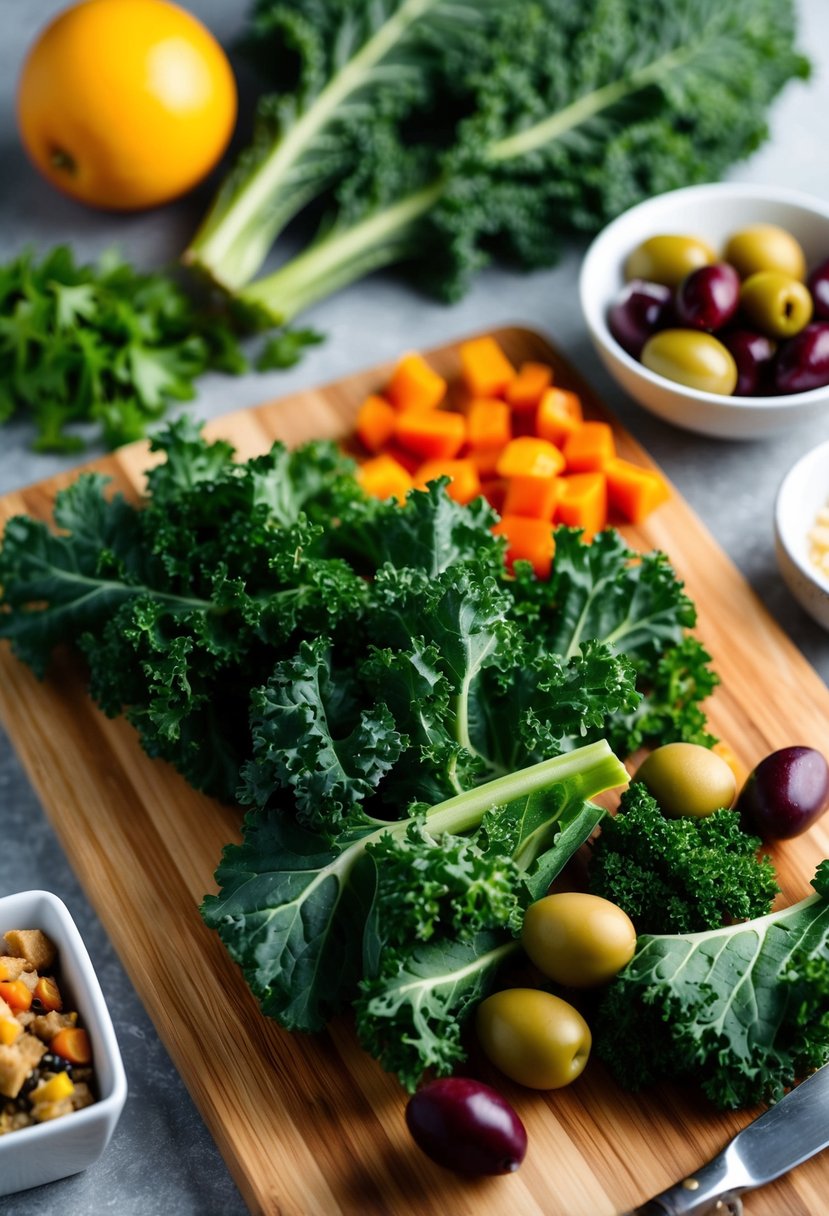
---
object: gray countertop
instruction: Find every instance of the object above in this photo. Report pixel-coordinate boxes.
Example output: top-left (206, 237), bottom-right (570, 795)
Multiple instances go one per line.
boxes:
top-left (2, 2), bottom-right (829, 1213)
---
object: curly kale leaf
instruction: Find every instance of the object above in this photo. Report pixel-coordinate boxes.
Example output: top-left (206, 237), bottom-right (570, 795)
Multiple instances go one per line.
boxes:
top-left (595, 863), bottom-right (829, 1109)
top-left (588, 783), bottom-right (779, 934)
top-left (507, 529), bottom-right (715, 757)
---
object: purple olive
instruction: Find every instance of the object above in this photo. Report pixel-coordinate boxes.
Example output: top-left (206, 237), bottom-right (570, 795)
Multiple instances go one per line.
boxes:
top-left (608, 279), bottom-right (672, 359)
top-left (720, 328), bottom-right (777, 396)
top-left (737, 746), bottom-right (829, 840)
top-left (774, 323), bottom-right (829, 394)
top-left (405, 1077), bottom-right (527, 1176)
top-left (807, 258), bottom-right (829, 320)
top-left (674, 262), bottom-right (741, 332)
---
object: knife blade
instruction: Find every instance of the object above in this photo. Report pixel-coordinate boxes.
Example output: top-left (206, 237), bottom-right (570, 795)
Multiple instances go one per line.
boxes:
top-left (623, 1063), bottom-right (829, 1216)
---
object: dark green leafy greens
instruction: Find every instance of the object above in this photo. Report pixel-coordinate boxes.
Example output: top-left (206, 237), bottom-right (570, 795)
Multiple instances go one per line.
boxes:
top-left (203, 740), bottom-right (625, 1090)
top-left (0, 247), bottom-right (248, 452)
top-left (588, 783), bottom-right (780, 934)
top-left (184, 0), bottom-right (496, 289)
top-left (0, 424), bottom-right (712, 806)
top-left (0, 422), bottom-right (721, 1089)
top-left (596, 863), bottom-right (829, 1109)
top-left (231, 0), bottom-right (808, 321)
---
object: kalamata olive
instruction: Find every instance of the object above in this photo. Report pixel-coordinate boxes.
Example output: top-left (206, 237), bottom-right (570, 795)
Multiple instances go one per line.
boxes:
top-left (624, 234), bottom-right (716, 289)
top-left (674, 262), bottom-right (740, 331)
top-left (476, 988), bottom-right (591, 1090)
top-left (723, 224), bottom-right (807, 281)
top-left (720, 328), bottom-right (777, 396)
top-left (739, 271), bottom-right (813, 339)
top-left (737, 746), bottom-right (829, 840)
top-left (521, 892), bottom-right (636, 988)
top-left (635, 742), bottom-right (737, 819)
top-left (641, 329), bottom-right (738, 395)
top-left (807, 258), bottom-right (829, 320)
top-left (608, 279), bottom-right (672, 358)
top-left (405, 1077), bottom-right (527, 1176)
top-left (775, 322), bottom-right (829, 393)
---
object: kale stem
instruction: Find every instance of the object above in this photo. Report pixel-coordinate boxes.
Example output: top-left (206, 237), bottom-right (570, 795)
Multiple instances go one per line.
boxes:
top-left (425, 740), bottom-right (627, 837)
top-left (238, 181), bottom-right (444, 323)
top-left (185, 0), bottom-right (441, 289)
top-left (486, 47), bottom-right (689, 162)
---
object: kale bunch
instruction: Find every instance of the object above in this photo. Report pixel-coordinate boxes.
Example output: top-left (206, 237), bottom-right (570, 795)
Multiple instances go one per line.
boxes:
top-left (596, 863), bottom-right (829, 1109)
top-left (224, 0), bottom-right (809, 321)
top-left (588, 783), bottom-right (780, 934)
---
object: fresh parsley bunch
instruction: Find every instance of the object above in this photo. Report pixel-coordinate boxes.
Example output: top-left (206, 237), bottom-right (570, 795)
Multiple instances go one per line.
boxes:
top-left (0, 246), bottom-right (247, 452)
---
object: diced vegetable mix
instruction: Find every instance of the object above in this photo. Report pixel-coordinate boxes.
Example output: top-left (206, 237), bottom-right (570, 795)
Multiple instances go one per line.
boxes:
top-left (355, 337), bottom-right (671, 575)
top-left (0, 929), bottom-right (95, 1134)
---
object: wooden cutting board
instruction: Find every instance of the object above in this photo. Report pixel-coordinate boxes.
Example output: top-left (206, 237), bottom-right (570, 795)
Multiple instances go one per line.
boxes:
top-left (1, 326), bottom-right (828, 1216)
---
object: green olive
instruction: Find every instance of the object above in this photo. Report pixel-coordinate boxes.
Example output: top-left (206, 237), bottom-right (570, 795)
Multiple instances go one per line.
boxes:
top-left (723, 224), bottom-right (807, 282)
top-left (641, 329), bottom-right (738, 395)
top-left (624, 234), bottom-right (717, 288)
top-left (521, 892), bottom-right (636, 988)
top-left (476, 988), bottom-right (591, 1090)
top-left (739, 271), bottom-right (813, 339)
top-left (635, 742), bottom-right (737, 819)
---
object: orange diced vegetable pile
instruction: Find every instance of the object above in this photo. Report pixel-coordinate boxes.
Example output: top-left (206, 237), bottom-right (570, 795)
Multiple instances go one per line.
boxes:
top-left (354, 337), bottom-right (671, 577)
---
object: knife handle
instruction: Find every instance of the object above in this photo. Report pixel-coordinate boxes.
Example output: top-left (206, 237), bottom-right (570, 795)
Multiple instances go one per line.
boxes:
top-left (625, 1197), bottom-right (743, 1216)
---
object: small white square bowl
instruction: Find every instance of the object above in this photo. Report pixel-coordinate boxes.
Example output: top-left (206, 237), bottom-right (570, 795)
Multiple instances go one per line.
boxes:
top-left (0, 889), bottom-right (127, 1195)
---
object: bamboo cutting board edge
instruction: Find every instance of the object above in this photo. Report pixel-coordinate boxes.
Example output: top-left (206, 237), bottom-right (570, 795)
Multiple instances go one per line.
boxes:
top-left (1, 325), bottom-right (828, 1216)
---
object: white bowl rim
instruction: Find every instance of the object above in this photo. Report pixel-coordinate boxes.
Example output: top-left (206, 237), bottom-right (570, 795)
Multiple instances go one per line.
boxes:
top-left (579, 181), bottom-right (829, 413)
top-left (775, 438), bottom-right (829, 579)
top-left (0, 889), bottom-right (128, 1148)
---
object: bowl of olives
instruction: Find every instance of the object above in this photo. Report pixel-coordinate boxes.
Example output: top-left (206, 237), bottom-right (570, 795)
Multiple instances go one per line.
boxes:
top-left (579, 183), bottom-right (829, 438)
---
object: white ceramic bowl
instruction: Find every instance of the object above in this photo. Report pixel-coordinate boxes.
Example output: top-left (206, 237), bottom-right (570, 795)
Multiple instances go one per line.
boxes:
top-left (774, 439), bottom-right (829, 630)
top-left (579, 182), bottom-right (829, 439)
top-left (0, 890), bottom-right (127, 1195)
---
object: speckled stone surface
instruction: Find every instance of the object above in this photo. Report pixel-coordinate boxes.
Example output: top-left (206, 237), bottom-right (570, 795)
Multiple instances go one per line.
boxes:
top-left (1, 2), bottom-right (829, 1212)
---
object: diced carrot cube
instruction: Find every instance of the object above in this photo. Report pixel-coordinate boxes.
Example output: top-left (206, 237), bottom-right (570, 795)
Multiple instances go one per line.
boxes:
top-left (355, 394), bottom-right (396, 453)
top-left (503, 475), bottom-right (562, 521)
top-left (563, 421), bottom-right (616, 472)
top-left (469, 447), bottom-right (504, 479)
top-left (467, 399), bottom-right (512, 449)
top-left (506, 362), bottom-right (553, 412)
top-left (416, 459), bottom-right (481, 505)
top-left (357, 454), bottom-right (413, 503)
top-left (492, 515), bottom-right (555, 579)
top-left (496, 437), bottom-right (565, 479)
top-left (604, 457), bottom-right (671, 524)
top-left (386, 352), bottom-right (447, 412)
top-left (0, 1018), bottom-right (21, 1046)
top-left (459, 336), bottom-right (516, 398)
top-left (395, 409), bottom-right (466, 460)
top-left (555, 472), bottom-right (608, 541)
top-left (536, 387), bottom-right (583, 446)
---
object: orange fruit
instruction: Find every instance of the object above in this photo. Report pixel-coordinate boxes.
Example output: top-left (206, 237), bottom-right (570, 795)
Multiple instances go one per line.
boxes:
top-left (17, 0), bottom-right (237, 211)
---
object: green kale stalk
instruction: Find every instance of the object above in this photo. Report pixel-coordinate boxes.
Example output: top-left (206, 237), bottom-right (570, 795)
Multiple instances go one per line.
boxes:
top-left (588, 783), bottom-right (780, 934)
top-left (233, 0), bottom-right (808, 321)
top-left (596, 863), bottom-right (829, 1109)
top-left (184, 0), bottom-right (495, 289)
top-left (202, 739), bottom-right (627, 1089)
